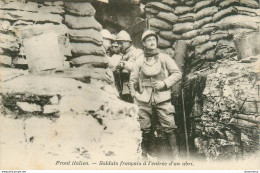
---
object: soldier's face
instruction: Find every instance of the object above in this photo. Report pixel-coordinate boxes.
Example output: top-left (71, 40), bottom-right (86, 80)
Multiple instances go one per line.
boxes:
top-left (118, 41), bottom-right (131, 53)
top-left (143, 36), bottom-right (157, 50)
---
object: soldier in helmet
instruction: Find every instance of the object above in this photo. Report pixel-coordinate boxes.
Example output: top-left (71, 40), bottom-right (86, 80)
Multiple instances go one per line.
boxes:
top-left (129, 30), bottom-right (182, 159)
top-left (115, 30), bottom-right (143, 103)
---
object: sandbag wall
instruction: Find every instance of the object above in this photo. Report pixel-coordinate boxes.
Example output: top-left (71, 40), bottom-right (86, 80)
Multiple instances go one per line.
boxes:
top-left (144, 0), bottom-right (260, 73)
top-left (0, 0), bottom-right (69, 69)
top-left (64, 2), bottom-right (107, 68)
top-left (144, 0), bottom-right (260, 160)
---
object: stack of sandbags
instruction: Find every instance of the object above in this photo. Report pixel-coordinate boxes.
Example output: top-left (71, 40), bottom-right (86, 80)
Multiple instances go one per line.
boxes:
top-left (0, 0), bottom-right (66, 69)
top-left (145, 0), bottom-right (260, 72)
top-left (144, 1), bottom-right (178, 49)
top-left (64, 2), bottom-right (107, 68)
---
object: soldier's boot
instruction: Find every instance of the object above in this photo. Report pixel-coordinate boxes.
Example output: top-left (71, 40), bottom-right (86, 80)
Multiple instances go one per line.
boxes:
top-left (167, 132), bottom-right (180, 159)
top-left (141, 132), bottom-right (150, 158)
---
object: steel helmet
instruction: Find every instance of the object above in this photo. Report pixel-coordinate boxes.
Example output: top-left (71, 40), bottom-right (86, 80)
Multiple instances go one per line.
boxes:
top-left (100, 29), bottom-right (113, 40)
top-left (116, 30), bottom-right (132, 41)
top-left (141, 30), bottom-right (158, 42)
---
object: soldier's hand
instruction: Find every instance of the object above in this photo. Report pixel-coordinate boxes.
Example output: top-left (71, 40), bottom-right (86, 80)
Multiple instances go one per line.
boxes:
top-left (153, 81), bottom-right (166, 90)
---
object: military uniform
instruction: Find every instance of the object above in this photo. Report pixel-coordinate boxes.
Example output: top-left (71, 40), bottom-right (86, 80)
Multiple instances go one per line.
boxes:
top-left (116, 45), bottom-right (143, 102)
top-left (129, 52), bottom-right (181, 133)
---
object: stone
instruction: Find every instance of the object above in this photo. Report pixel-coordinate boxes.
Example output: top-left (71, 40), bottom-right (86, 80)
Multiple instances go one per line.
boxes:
top-left (16, 102), bottom-right (42, 112)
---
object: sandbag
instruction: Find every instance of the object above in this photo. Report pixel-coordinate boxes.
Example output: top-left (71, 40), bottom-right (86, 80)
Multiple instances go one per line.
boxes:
top-left (195, 6), bottom-right (218, 20)
top-left (218, 0), bottom-right (239, 8)
top-left (174, 6), bottom-right (193, 15)
top-left (158, 36), bottom-right (172, 48)
top-left (159, 31), bottom-right (182, 41)
top-left (216, 15), bottom-right (260, 30)
top-left (0, 10), bottom-right (63, 24)
top-left (149, 18), bottom-right (173, 30)
top-left (210, 30), bottom-right (231, 41)
top-left (234, 6), bottom-right (260, 16)
top-left (0, 55), bottom-right (12, 66)
top-left (240, 0), bottom-right (260, 9)
top-left (161, 0), bottom-right (178, 6)
top-left (213, 7), bottom-right (236, 22)
top-left (204, 49), bottom-right (215, 60)
top-left (0, 20), bottom-right (11, 33)
top-left (159, 48), bottom-right (175, 59)
top-left (71, 55), bottom-right (108, 68)
top-left (64, 2), bottom-right (96, 16)
top-left (200, 23), bottom-right (218, 35)
top-left (190, 35), bottom-right (210, 47)
top-left (195, 41), bottom-right (217, 55)
top-left (146, 2), bottom-right (173, 12)
top-left (178, 13), bottom-right (195, 23)
top-left (65, 15), bottom-right (102, 30)
top-left (146, 13), bottom-right (155, 19)
top-left (0, 1), bottom-right (38, 12)
top-left (182, 29), bottom-right (200, 40)
top-left (172, 22), bottom-right (193, 34)
top-left (38, 5), bottom-right (65, 14)
top-left (145, 7), bottom-right (159, 14)
top-left (44, 1), bottom-right (64, 6)
top-left (194, 0), bottom-right (214, 12)
top-left (157, 12), bottom-right (178, 23)
top-left (193, 16), bottom-right (212, 29)
top-left (69, 29), bottom-right (103, 45)
top-left (71, 43), bottom-right (106, 56)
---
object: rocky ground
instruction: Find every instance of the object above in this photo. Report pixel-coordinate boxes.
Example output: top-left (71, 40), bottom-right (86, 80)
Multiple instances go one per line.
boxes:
top-left (0, 66), bottom-right (141, 169)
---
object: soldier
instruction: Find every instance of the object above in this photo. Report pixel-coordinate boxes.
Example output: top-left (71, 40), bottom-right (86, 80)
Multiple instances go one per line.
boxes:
top-left (115, 30), bottom-right (143, 103)
top-left (129, 30), bottom-right (182, 159)
top-left (110, 34), bottom-right (121, 56)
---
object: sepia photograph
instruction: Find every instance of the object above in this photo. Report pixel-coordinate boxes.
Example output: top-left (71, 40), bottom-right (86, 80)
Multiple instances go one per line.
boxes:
top-left (0, 0), bottom-right (259, 171)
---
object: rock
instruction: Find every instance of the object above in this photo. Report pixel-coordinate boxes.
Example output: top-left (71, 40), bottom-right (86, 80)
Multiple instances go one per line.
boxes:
top-left (50, 95), bottom-right (59, 105)
top-left (16, 102), bottom-right (42, 112)
top-left (0, 55), bottom-right (12, 66)
top-left (43, 105), bottom-right (59, 114)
